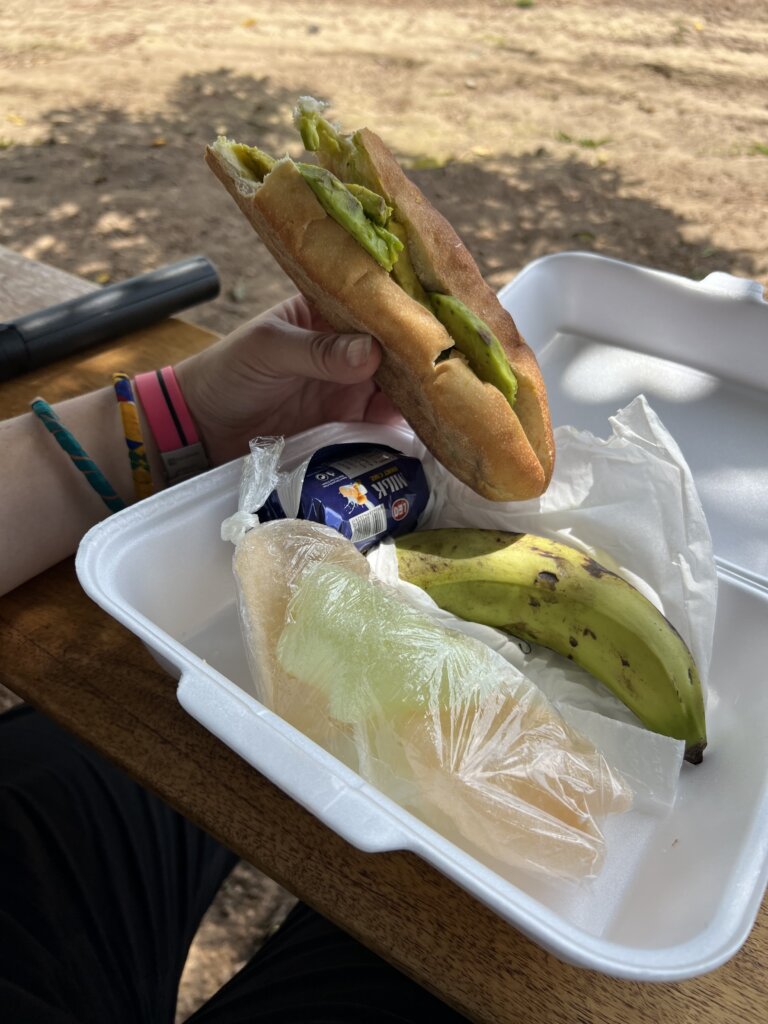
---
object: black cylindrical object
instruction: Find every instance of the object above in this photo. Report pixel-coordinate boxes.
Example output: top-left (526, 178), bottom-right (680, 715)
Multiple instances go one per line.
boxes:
top-left (0, 255), bottom-right (221, 382)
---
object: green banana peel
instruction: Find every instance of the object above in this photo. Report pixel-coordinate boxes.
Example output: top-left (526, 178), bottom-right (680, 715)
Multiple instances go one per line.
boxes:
top-left (395, 528), bottom-right (707, 764)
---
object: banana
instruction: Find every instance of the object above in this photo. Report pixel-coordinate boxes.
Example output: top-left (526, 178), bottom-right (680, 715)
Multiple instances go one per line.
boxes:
top-left (394, 528), bottom-right (707, 764)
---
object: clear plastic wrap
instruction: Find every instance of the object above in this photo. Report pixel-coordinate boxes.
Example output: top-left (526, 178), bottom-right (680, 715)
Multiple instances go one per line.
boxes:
top-left (231, 517), bottom-right (631, 880)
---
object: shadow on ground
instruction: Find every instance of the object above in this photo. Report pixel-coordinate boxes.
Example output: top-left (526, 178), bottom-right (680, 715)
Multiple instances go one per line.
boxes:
top-left (1, 68), bottom-right (759, 340)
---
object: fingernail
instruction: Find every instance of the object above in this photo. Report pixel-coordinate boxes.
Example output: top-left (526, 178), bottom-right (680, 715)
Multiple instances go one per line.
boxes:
top-left (343, 334), bottom-right (372, 368)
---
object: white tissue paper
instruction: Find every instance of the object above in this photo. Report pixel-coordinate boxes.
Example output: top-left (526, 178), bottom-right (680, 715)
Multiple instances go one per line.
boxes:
top-left (222, 393), bottom-right (718, 888)
top-left (368, 395), bottom-right (718, 812)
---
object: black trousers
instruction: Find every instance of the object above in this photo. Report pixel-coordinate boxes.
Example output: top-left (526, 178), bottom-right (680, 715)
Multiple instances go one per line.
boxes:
top-left (0, 705), bottom-right (468, 1023)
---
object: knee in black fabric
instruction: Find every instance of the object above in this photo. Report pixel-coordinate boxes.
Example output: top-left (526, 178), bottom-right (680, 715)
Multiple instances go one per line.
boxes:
top-left (186, 902), bottom-right (469, 1024)
top-left (0, 705), bottom-right (237, 1024)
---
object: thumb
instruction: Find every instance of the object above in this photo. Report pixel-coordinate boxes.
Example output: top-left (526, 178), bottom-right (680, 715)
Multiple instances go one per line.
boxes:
top-left (253, 316), bottom-right (381, 382)
top-left (308, 331), bottom-right (381, 381)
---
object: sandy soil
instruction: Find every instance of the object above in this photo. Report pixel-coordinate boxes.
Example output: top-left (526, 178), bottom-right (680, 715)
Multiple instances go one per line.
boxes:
top-left (2, 0), bottom-right (767, 1018)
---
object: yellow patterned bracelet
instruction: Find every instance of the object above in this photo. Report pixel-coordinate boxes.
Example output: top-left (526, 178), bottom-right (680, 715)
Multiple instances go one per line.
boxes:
top-left (112, 372), bottom-right (153, 500)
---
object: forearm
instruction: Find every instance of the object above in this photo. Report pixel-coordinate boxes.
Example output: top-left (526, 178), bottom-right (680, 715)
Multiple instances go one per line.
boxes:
top-left (0, 295), bottom-right (386, 598)
top-left (0, 388), bottom-right (165, 597)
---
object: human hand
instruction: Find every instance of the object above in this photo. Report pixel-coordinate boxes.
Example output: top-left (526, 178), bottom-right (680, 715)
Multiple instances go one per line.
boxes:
top-left (175, 294), bottom-right (404, 465)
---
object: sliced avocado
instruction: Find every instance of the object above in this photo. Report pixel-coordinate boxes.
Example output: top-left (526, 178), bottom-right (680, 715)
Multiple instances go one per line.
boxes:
top-left (219, 130), bottom-right (401, 272)
top-left (429, 293), bottom-right (518, 407)
top-left (388, 221), bottom-right (431, 308)
top-left (296, 106), bottom-right (344, 156)
top-left (346, 183), bottom-right (392, 226)
top-left (296, 109), bottom-right (321, 152)
top-left (296, 162), bottom-right (403, 272)
top-left (295, 100), bottom-right (346, 156)
top-left (294, 99), bottom-right (370, 185)
top-left (229, 143), bottom-right (275, 181)
top-left (289, 103), bottom-right (519, 410)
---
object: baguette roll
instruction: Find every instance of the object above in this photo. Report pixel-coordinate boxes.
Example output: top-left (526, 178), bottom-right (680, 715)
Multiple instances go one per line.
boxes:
top-left (205, 100), bottom-right (555, 501)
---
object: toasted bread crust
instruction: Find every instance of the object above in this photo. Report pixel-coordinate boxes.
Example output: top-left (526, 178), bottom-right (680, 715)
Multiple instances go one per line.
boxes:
top-left (206, 143), bottom-right (554, 500)
top-left (327, 128), bottom-right (555, 489)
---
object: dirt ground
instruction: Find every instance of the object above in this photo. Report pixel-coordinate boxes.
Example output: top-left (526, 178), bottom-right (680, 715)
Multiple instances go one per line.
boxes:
top-left (2, 0), bottom-right (767, 1017)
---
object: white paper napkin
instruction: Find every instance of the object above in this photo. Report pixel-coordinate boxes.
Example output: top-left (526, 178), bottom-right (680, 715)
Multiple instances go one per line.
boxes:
top-left (367, 395), bottom-right (718, 810)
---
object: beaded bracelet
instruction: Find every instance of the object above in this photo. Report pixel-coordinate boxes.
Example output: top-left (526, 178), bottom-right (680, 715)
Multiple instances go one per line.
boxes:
top-left (30, 397), bottom-right (127, 514)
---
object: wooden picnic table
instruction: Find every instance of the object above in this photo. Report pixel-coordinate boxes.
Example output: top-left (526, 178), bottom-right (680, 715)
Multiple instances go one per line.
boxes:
top-left (1, 244), bottom-right (766, 1023)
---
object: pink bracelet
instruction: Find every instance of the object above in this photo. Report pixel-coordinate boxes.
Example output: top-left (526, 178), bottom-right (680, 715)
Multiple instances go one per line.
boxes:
top-left (134, 366), bottom-right (210, 485)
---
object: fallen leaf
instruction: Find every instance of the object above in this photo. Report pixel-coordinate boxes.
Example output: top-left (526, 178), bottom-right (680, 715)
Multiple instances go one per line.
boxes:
top-left (229, 281), bottom-right (249, 303)
top-left (151, 136), bottom-right (167, 147)
top-left (407, 154), bottom-right (451, 170)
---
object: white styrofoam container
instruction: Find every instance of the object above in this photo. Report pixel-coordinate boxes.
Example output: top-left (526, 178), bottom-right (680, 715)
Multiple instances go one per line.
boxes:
top-left (77, 253), bottom-right (768, 981)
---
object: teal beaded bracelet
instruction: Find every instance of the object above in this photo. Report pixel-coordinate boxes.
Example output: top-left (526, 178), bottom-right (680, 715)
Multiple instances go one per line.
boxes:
top-left (30, 397), bottom-right (127, 514)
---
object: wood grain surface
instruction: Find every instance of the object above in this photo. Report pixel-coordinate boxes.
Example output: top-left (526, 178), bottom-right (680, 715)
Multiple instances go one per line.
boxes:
top-left (2, 246), bottom-right (767, 1022)
top-left (0, 245), bottom-right (97, 317)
